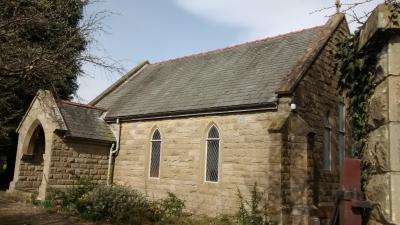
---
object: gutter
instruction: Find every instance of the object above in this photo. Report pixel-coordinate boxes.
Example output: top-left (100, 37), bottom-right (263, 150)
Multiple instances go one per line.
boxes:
top-left (107, 118), bottom-right (121, 185)
top-left (105, 102), bottom-right (278, 123)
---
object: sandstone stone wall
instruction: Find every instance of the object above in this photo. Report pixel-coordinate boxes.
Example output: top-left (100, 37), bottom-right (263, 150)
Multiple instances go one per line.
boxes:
top-left (47, 135), bottom-right (110, 187)
top-left (363, 33), bottom-right (400, 225)
top-left (293, 18), bottom-right (349, 221)
top-left (14, 159), bottom-right (44, 191)
top-left (9, 91), bottom-right (63, 199)
top-left (113, 111), bottom-right (289, 218)
top-left (9, 91), bottom-right (112, 200)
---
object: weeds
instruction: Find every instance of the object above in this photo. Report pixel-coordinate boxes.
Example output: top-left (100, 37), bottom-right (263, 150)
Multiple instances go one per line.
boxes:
top-left (236, 183), bottom-right (275, 225)
top-left (35, 182), bottom-right (276, 225)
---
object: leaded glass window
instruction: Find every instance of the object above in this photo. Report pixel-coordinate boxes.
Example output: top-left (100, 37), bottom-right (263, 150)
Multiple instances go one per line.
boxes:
top-left (150, 129), bottom-right (161, 178)
top-left (323, 113), bottom-right (332, 171)
top-left (338, 97), bottom-right (346, 168)
top-left (206, 126), bottom-right (219, 182)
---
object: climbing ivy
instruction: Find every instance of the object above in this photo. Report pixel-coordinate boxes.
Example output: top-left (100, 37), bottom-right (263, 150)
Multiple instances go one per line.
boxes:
top-left (336, 31), bottom-right (379, 158)
top-left (336, 1), bottom-right (400, 185)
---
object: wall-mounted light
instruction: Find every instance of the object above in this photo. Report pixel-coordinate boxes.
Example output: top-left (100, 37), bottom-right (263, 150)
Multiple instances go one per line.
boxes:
top-left (290, 103), bottom-right (297, 111)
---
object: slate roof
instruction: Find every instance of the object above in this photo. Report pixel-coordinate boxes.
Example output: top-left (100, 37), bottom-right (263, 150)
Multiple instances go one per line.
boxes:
top-left (58, 101), bottom-right (115, 143)
top-left (93, 22), bottom-right (333, 120)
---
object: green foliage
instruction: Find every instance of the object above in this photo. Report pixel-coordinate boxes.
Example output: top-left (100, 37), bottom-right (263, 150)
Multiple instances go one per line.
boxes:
top-left (0, 0), bottom-right (87, 138)
top-left (32, 199), bottom-right (54, 209)
top-left (47, 180), bottom-right (97, 214)
top-left (157, 192), bottom-right (186, 223)
top-left (0, 0), bottom-right (90, 187)
top-left (45, 183), bottom-right (276, 225)
top-left (48, 183), bottom-right (151, 224)
top-left (79, 185), bottom-right (150, 224)
top-left (336, 32), bottom-right (379, 157)
top-left (236, 183), bottom-right (275, 225)
top-left (336, 2), bottom-right (400, 188)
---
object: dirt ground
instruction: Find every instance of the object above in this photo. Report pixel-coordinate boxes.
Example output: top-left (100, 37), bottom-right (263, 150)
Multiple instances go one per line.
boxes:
top-left (0, 197), bottom-right (110, 225)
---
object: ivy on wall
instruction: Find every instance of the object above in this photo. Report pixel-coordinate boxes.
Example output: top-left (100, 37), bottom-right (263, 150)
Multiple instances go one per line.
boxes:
top-left (336, 1), bottom-right (400, 185)
top-left (336, 31), bottom-right (379, 157)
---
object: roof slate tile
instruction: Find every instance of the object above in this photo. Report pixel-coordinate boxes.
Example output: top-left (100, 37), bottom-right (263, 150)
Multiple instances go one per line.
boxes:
top-left (59, 102), bottom-right (115, 143)
top-left (95, 26), bottom-right (324, 118)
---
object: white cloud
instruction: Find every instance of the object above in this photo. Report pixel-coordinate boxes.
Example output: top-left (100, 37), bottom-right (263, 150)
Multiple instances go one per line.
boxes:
top-left (173, 0), bottom-right (381, 42)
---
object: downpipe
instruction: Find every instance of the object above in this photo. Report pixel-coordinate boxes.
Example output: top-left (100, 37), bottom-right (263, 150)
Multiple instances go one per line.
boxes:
top-left (107, 118), bottom-right (121, 185)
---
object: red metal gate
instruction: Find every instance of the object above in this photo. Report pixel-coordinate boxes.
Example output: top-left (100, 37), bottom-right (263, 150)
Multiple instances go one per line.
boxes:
top-left (330, 159), bottom-right (370, 225)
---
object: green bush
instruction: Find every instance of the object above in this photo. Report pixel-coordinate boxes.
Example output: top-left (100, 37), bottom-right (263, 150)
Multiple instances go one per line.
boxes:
top-left (158, 192), bottom-right (185, 220)
top-left (47, 180), bottom-right (96, 214)
top-left (82, 185), bottom-right (150, 224)
top-left (236, 183), bottom-right (275, 225)
top-left (49, 183), bottom-right (152, 224)
top-left (46, 182), bottom-right (276, 225)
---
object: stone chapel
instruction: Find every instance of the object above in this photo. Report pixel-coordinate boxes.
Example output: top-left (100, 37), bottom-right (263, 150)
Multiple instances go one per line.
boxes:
top-left (9, 12), bottom-right (363, 224)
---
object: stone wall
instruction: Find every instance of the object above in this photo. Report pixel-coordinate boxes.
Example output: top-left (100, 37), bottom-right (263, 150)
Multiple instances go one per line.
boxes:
top-left (48, 135), bottom-right (110, 187)
top-left (293, 17), bottom-right (349, 222)
top-left (9, 90), bottom-right (113, 199)
top-left (113, 111), bottom-right (289, 219)
top-left (14, 159), bottom-right (44, 191)
top-left (361, 15), bottom-right (400, 224)
top-left (9, 91), bottom-right (63, 199)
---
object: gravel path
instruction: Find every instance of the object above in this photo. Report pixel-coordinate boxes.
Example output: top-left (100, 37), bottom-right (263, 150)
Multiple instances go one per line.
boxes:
top-left (0, 197), bottom-right (110, 225)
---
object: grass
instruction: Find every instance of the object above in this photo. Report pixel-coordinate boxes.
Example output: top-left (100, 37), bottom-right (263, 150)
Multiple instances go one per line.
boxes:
top-left (0, 190), bottom-right (33, 203)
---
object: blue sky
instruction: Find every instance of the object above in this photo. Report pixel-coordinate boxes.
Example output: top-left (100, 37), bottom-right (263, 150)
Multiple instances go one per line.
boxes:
top-left (77, 0), bottom-right (378, 103)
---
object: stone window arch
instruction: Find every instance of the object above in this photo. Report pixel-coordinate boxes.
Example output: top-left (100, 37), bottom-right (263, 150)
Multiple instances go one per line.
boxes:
top-left (205, 125), bottom-right (220, 182)
top-left (149, 129), bottom-right (161, 178)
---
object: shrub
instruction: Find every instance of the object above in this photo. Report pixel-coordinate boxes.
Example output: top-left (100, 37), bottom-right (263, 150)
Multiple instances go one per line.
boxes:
top-left (82, 185), bottom-right (150, 224)
top-left (46, 182), bottom-right (276, 225)
top-left (48, 183), bottom-right (155, 224)
top-left (47, 180), bottom-right (96, 214)
top-left (159, 192), bottom-right (185, 219)
top-left (236, 183), bottom-right (275, 225)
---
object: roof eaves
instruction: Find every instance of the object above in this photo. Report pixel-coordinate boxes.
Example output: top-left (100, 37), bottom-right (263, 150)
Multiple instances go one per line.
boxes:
top-left (63, 135), bottom-right (115, 145)
top-left (276, 13), bottom-right (347, 95)
top-left (89, 60), bottom-right (149, 106)
top-left (105, 101), bottom-right (278, 122)
top-left (56, 101), bottom-right (72, 137)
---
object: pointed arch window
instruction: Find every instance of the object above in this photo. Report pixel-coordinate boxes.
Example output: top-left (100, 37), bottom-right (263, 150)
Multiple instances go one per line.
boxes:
top-left (150, 129), bottom-right (161, 178)
top-left (338, 97), bottom-right (346, 168)
top-left (323, 112), bottom-right (332, 171)
top-left (206, 125), bottom-right (220, 182)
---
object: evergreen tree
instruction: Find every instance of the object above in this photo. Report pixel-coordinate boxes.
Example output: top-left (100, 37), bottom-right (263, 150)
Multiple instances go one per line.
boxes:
top-left (0, 0), bottom-right (90, 188)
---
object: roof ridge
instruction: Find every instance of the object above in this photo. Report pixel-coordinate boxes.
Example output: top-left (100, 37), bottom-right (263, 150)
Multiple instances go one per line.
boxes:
top-left (61, 100), bottom-right (107, 111)
top-left (151, 25), bottom-right (325, 66)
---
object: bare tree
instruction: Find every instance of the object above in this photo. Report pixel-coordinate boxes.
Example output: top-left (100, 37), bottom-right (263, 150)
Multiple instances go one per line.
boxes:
top-left (311, 0), bottom-right (399, 25)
